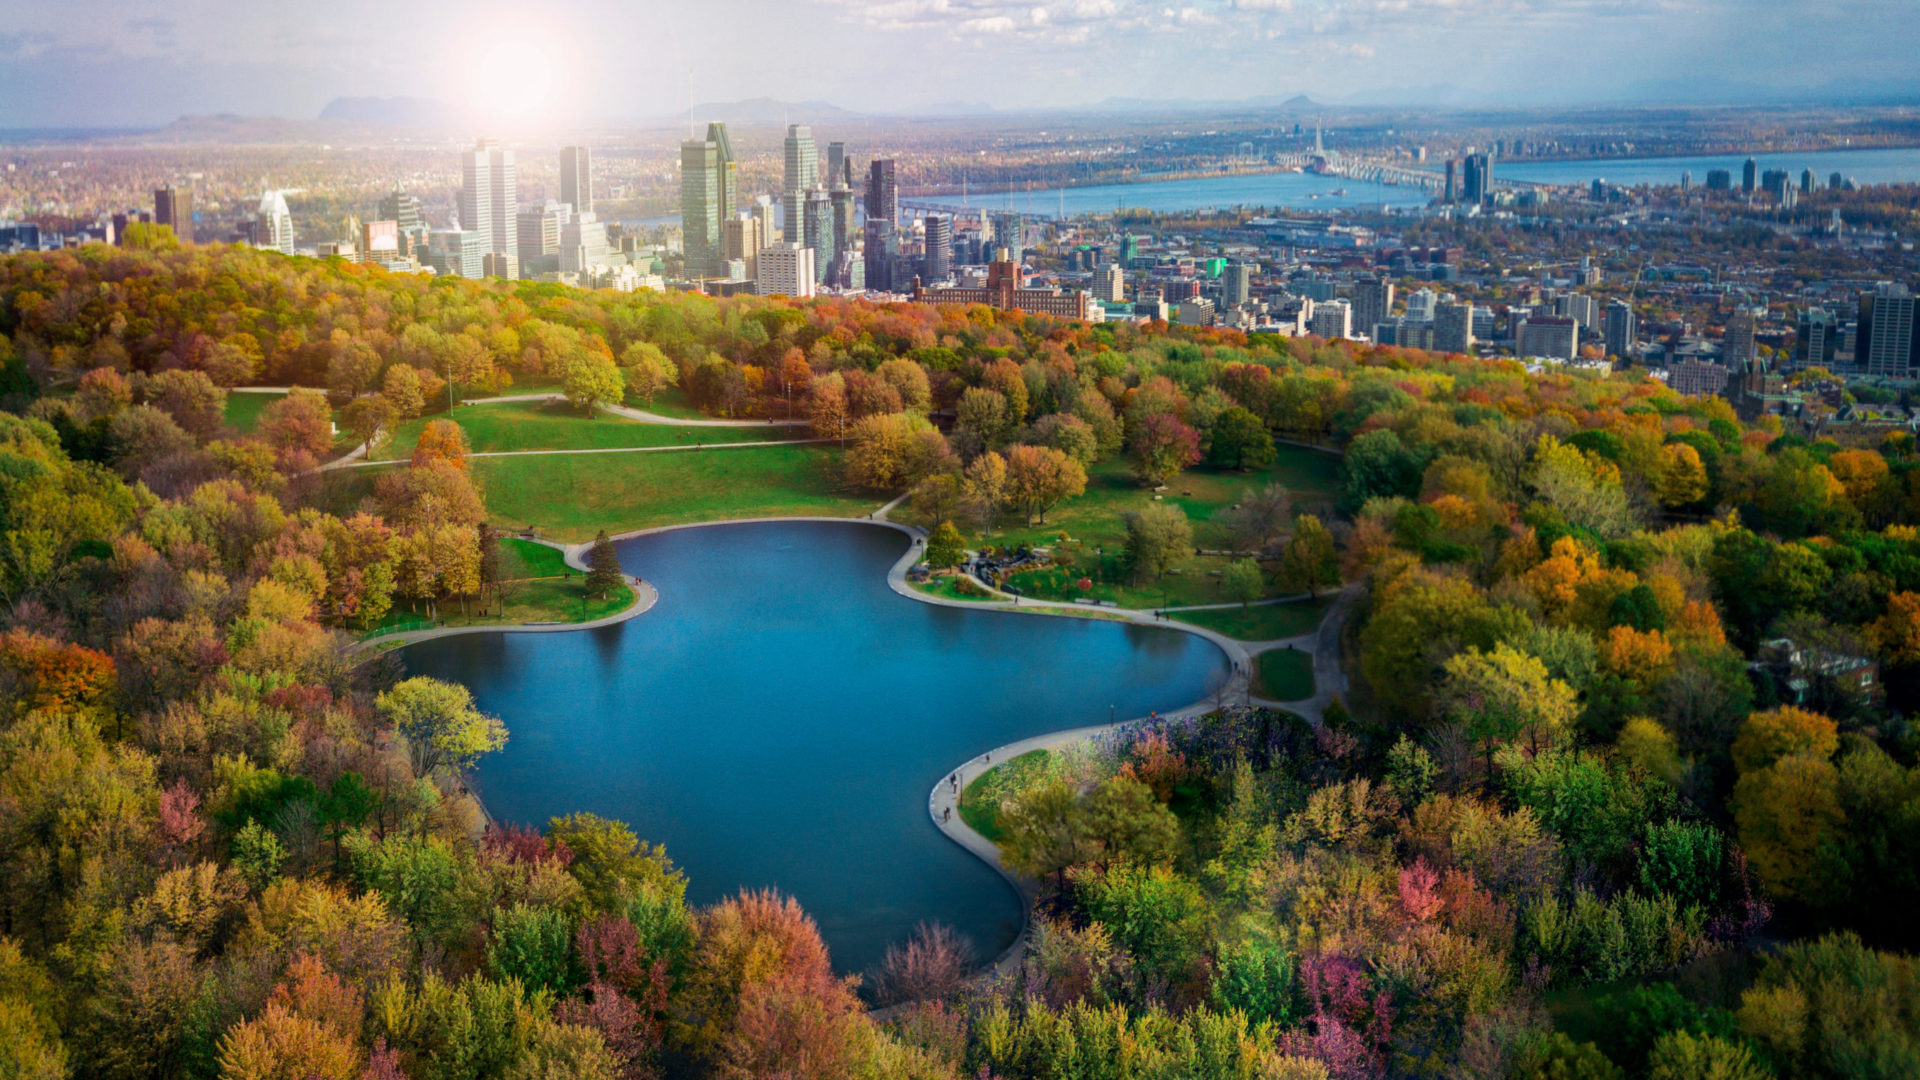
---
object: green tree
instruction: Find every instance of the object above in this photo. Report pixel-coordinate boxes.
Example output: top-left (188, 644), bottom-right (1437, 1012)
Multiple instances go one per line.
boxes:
top-left (547, 812), bottom-right (688, 912)
top-left (376, 677), bottom-right (508, 776)
top-left (487, 903), bottom-right (578, 996)
top-left (562, 351), bottom-right (625, 413)
top-left (230, 819), bottom-right (286, 889)
top-left (1441, 643), bottom-right (1580, 774)
top-left (1276, 513), bottom-right (1339, 596)
top-left (1222, 558), bottom-right (1265, 609)
top-left (1206, 406), bottom-right (1276, 470)
top-left (925, 521), bottom-right (966, 569)
top-left (584, 531), bottom-right (623, 598)
top-left (1122, 504), bottom-right (1194, 585)
top-left (1082, 776), bottom-right (1179, 868)
top-left (998, 781), bottom-right (1089, 889)
top-left (619, 342), bottom-right (678, 405)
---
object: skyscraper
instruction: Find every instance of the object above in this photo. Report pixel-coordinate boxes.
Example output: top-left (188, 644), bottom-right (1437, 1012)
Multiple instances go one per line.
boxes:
top-left (1221, 262), bottom-right (1251, 308)
top-left (458, 141), bottom-right (492, 252)
top-left (1352, 278), bottom-right (1394, 340)
top-left (782, 125), bottom-right (818, 261)
top-left (1723, 311), bottom-right (1757, 368)
top-left (1742, 157), bottom-right (1758, 193)
top-left (805, 190), bottom-right (834, 285)
top-left (1443, 159), bottom-right (1458, 204)
top-left (922, 214), bottom-right (952, 282)
top-left (1604, 299), bottom-right (1637, 361)
top-left (1462, 153), bottom-right (1492, 204)
top-left (708, 123), bottom-right (737, 223)
top-left (154, 186), bottom-right (192, 242)
top-left (560, 146), bottom-right (592, 215)
top-left (989, 211), bottom-right (1025, 264)
top-left (829, 168), bottom-right (856, 284)
top-left (256, 190), bottom-right (294, 254)
top-left (1434, 300), bottom-right (1475, 354)
top-left (487, 140), bottom-right (517, 277)
top-left (1859, 283), bottom-right (1919, 378)
top-left (723, 213), bottom-right (763, 278)
top-left (379, 185), bottom-right (429, 255)
top-left (1797, 307), bottom-right (1837, 369)
top-left (680, 137), bottom-right (722, 279)
top-left (756, 243), bottom-right (816, 298)
top-left (826, 142), bottom-right (847, 187)
top-left (865, 159), bottom-right (897, 227)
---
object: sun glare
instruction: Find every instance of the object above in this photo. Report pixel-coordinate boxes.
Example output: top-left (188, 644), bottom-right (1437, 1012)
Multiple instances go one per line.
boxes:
top-left (464, 37), bottom-right (559, 124)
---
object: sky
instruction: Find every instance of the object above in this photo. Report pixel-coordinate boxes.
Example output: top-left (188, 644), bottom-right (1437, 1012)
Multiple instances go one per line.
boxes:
top-left (0, 0), bottom-right (1915, 129)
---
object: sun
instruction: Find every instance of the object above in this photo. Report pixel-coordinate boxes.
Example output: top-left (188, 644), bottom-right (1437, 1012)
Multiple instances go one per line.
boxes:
top-left (464, 37), bottom-right (559, 123)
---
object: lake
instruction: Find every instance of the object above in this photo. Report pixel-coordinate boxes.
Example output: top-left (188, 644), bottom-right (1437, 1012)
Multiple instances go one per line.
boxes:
top-left (1492, 145), bottom-right (1920, 189)
top-left (400, 520), bottom-right (1227, 974)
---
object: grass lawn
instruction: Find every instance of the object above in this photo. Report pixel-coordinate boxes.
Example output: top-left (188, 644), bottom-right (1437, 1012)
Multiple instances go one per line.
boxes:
top-left (464, 443), bottom-right (875, 542)
top-left (958, 749), bottom-right (1050, 843)
top-left (912, 576), bottom-right (1005, 603)
top-left (626, 386), bottom-right (713, 420)
top-left (1253, 646), bottom-right (1316, 701)
top-left (499, 537), bottom-right (569, 577)
top-left (383, 400), bottom-right (796, 457)
top-left (908, 447), bottom-right (1341, 611)
top-left (1171, 596), bottom-right (1335, 640)
top-left (365, 576), bottom-right (634, 638)
top-left (223, 391), bottom-right (286, 434)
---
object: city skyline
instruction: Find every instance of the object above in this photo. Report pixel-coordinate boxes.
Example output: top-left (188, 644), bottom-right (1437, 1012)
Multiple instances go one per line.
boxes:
top-left (2, 0), bottom-right (1917, 129)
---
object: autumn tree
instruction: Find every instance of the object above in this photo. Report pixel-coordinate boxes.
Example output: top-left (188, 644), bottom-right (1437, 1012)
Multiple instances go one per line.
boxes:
top-left (1126, 412), bottom-right (1202, 486)
top-left (1276, 513), bottom-right (1339, 597)
top-left (562, 351), bottom-right (625, 414)
top-left (620, 342), bottom-right (678, 406)
top-left (1222, 558), bottom-right (1265, 609)
top-left (376, 677), bottom-right (508, 776)
top-left (1002, 444), bottom-right (1087, 526)
top-left (925, 522), bottom-right (966, 569)
top-left (1122, 504), bottom-right (1194, 585)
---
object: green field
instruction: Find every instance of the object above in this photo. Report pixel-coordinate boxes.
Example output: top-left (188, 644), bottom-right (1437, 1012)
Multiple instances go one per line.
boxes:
top-left (499, 536), bottom-right (569, 577)
top-left (382, 400), bottom-right (798, 457)
top-left (912, 575), bottom-right (1004, 603)
top-left (1253, 646), bottom-right (1316, 701)
top-left (958, 749), bottom-right (1050, 843)
top-left (1172, 596), bottom-right (1334, 640)
top-left (907, 447), bottom-right (1342, 611)
top-left (464, 443), bottom-right (874, 542)
top-left (223, 391), bottom-right (286, 434)
top-left (624, 386), bottom-right (714, 420)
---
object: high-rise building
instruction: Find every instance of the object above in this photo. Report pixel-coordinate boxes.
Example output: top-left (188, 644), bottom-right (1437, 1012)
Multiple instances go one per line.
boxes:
top-left (829, 172), bottom-right (856, 283)
top-left (1098, 262), bottom-right (1127, 303)
top-left (782, 125), bottom-right (819, 261)
top-left (1604, 299), bottom-right (1637, 361)
top-left (1801, 168), bottom-right (1816, 194)
top-left (1119, 234), bottom-right (1139, 264)
top-left (989, 211), bottom-right (1024, 264)
top-left (1858, 283), bottom-right (1920, 378)
top-left (680, 137), bottom-right (723, 279)
top-left (518, 201), bottom-right (570, 265)
top-left (1518, 316), bottom-right (1579, 360)
top-left (1705, 169), bottom-right (1732, 192)
top-left (1352, 278), bottom-right (1394, 339)
top-left (1742, 157), bottom-right (1758, 193)
top-left (826, 142), bottom-right (847, 187)
top-left (1723, 311), bottom-right (1757, 368)
top-left (1406, 288), bottom-right (1437, 321)
top-left (1221, 261), bottom-right (1251, 307)
top-left (708, 123), bottom-right (737, 223)
top-left (756, 242), bottom-right (816, 298)
top-left (1443, 159), bottom-right (1458, 203)
top-left (256, 190), bottom-right (295, 254)
top-left (922, 214), bottom-right (953, 282)
top-left (359, 220), bottom-right (400, 266)
top-left (458, 142), bottom-right (492, 252)
top-left (154, 186), bottom-right (192, 242)
top-left (559, 214), bottom-right (609, 275)
top-left (486, 140), bottom-right (517, 277)
top-left (863, 221), bottom-right (896, 292)
top-left (752, 197), bottom-right (777, 248)
top-left (379, 185), bottom-right (429, 254)
top-left (1308, 300), bottom-right (1353, 340)
top-left (723, 213), bottom-right (763, 278)
top-left (1797, 307), bottom-right (1837, 369)
top-left (1555, 292), bottom-right (1599, 331)
top-left (560, 146), bottom-right (592, 215)
top-left (1462, 153), bottom-right (1492, 204)
top-left (865, 159), bottom-right (897, 229)
top-left (804, 190), bottom-right (834, 284)
top-left (1830, 172), bottom-right (1844, 191)
top-left (426, 229), bottom-right (485, 278)
top-left (1434, 300), bottom-right (1475, 353)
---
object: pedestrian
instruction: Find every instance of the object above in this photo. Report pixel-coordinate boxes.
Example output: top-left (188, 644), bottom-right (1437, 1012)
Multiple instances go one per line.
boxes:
top-left (944, 807), bottom-right (951, 823)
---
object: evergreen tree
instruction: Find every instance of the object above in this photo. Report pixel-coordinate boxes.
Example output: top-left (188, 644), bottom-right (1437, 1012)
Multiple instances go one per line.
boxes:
top-left (585, 531), bottom-right (624, 599)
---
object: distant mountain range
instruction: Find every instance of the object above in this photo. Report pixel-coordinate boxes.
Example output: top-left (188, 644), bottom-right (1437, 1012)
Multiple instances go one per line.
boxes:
top-left (318, 97), bottom-right (464, 128)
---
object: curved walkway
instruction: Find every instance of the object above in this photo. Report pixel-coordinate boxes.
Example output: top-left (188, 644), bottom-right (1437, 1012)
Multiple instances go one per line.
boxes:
top-left (475, 392), bottom-right (810, 428)
top-left (333, 437), bottom-right (832, 470)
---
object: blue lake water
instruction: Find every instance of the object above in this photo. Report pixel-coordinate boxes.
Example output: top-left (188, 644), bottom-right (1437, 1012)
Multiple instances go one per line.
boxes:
top-left (1492, 146), bottom-right (1920, 188)
top-left (400, 521), bottom-right (1227, 974)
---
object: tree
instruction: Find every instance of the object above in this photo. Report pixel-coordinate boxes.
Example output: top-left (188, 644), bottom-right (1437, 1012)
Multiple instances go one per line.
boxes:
top-left (1027, 412), bottom-right (1099, 467)
top-left (875, 922), bottom-right (972, 1006)
top-left (1732, 752), bottom-right (1843, 903)
top-left (376, 677), bottom-right (508, 776)
top-left (1002, 444), bottom-right (1087, 525)
top-left (1654, 442), bottom-right (1710, 508)
top-left (1227, 481), bottom-right (1293, 555)
top-left (1126, 412), bottom-right (1202, 486)
top-left (620, 343), bottom-right (678, 405)
top-left (142, 368), bottom-right (227, 440)
top-left (1122, 504), bottom-right (1194, 585)
top-left (1082, 776), bottom-right (1179, 868)
top-left (998, 781), bottom-right (1089, 889)
top-left (411, 419), bottom-right (470, 470)
top-left (1441, 643), bottom-right (1580, 774)
top-left (964, 451), bottom-right (1007, 531)
top-left (925, 521), bottom-right (966, 569)
top-left (562, 351), bottom-right (625, 413)
top-left (844, 412), bottom-right (923, 492)
top-left (259, 389), bottom-right (336, 464)
top-left (1222, 558), bottom-right (1264, 609)
top-left (1207, 406), bottom-right (1277, 470)
top-left (1343, 428), bottom-right (1427, 508)
top-left (340, 394), bottom-right (397, 455)
top-left (585, 531), bottom-right (623, 598)
top-left (911, 473), bottom-right (966, 527)
top-left (1276, 514), bottom-right (1339, 596)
